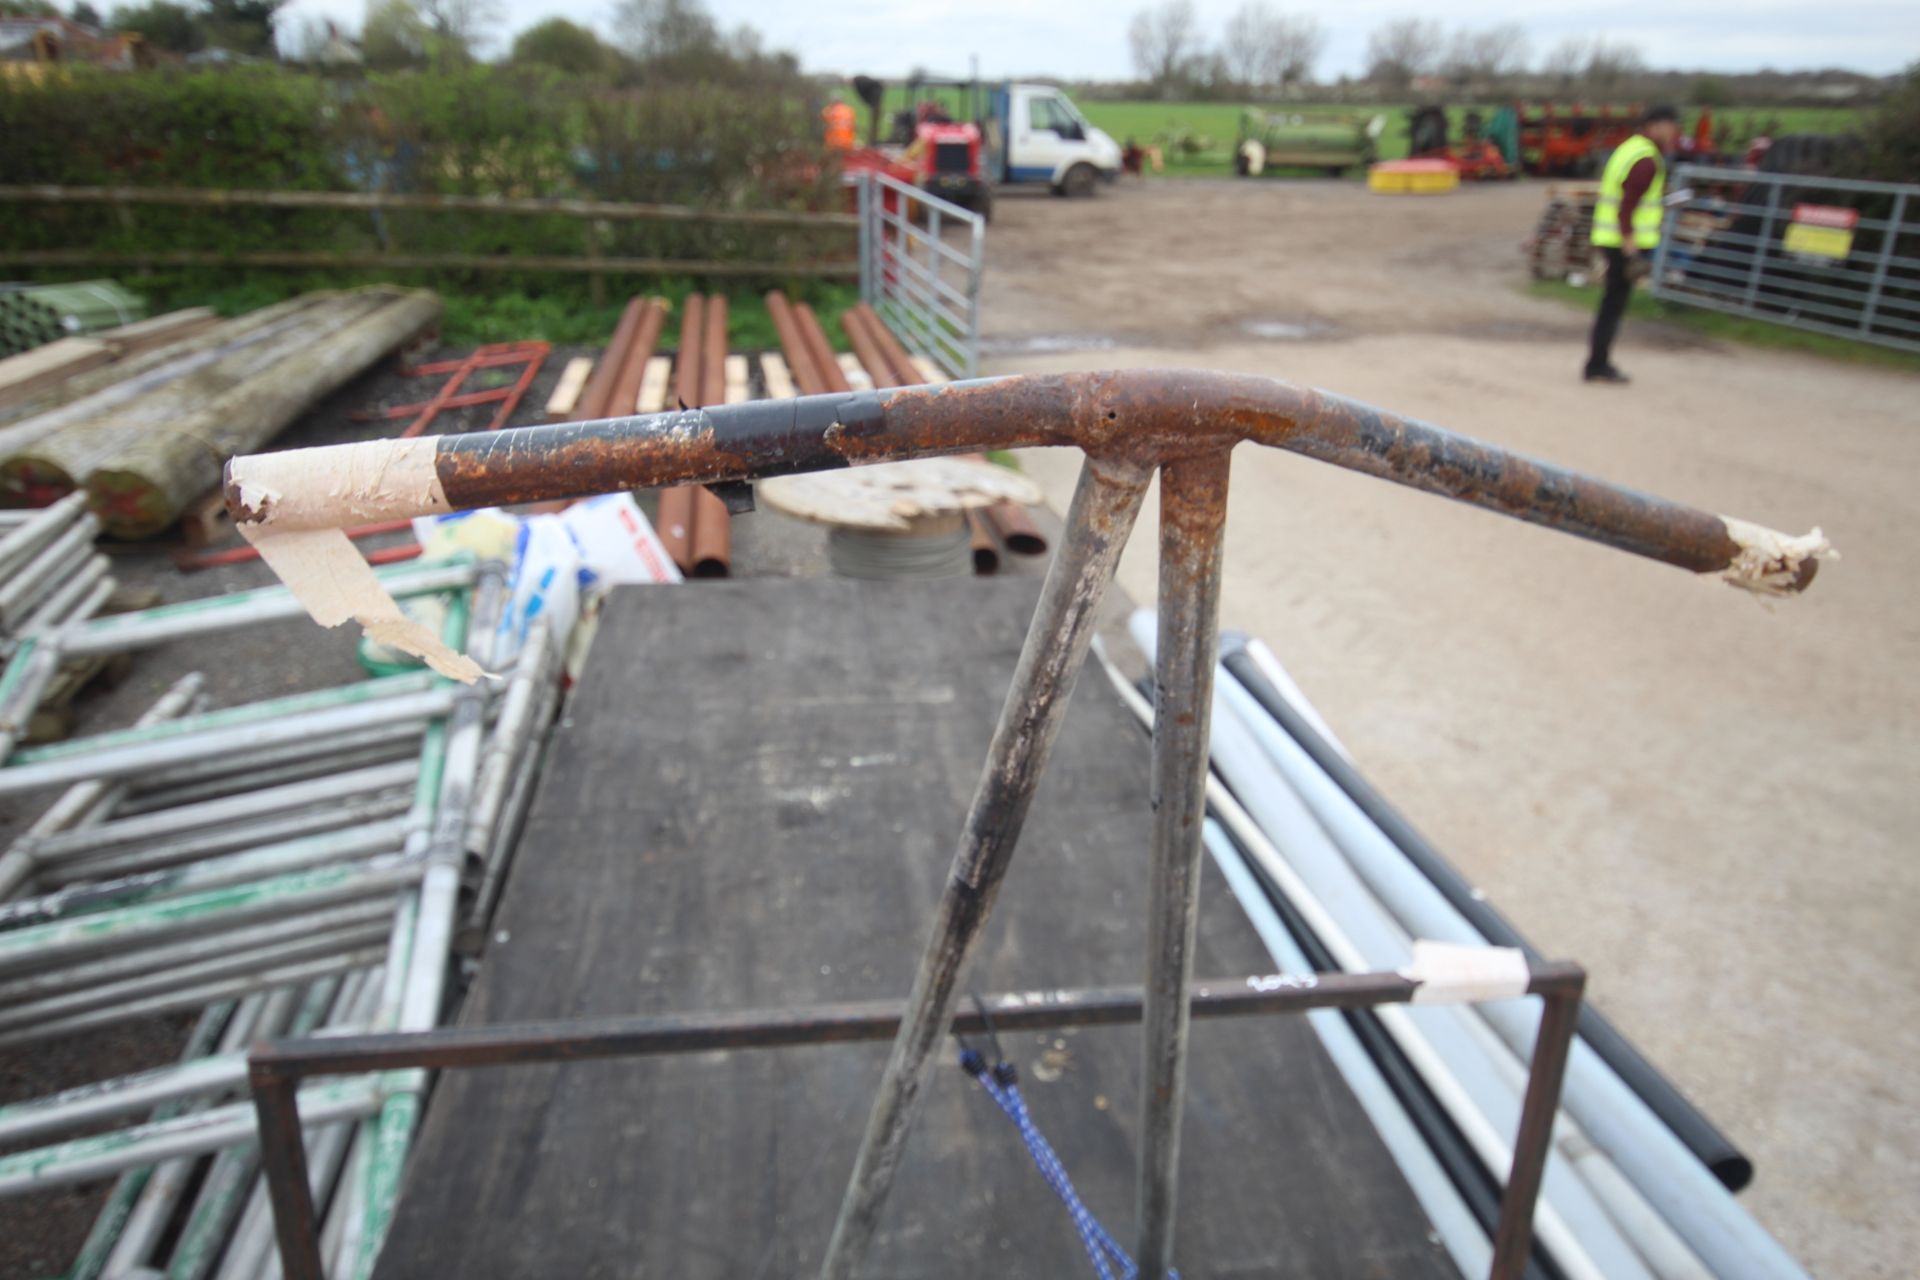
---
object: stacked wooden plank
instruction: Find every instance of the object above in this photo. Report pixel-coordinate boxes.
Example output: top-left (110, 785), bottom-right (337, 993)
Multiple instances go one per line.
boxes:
top-left (0, 288), bottom-right (439, 537)
top-left (0, 308), bottom-right (219, 410)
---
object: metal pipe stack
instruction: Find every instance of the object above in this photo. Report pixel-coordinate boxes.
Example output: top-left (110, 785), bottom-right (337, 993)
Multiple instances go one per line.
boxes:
top-left (1112, 610), bottom-right (1809, 1280)
top-left (0, 280), bottom-right (145, 358)
top-left (0, 556), bottom-right (564, 1280)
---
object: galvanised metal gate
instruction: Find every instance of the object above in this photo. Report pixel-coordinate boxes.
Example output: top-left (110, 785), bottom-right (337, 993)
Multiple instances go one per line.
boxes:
top-left (1653, 164), bottom-right (1920, 353)
top-left (852, 171), bottom-right (985, 379)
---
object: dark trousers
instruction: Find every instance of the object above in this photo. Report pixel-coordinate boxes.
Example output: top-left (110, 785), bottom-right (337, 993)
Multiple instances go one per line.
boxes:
top-left (1586, 247), bottom-right (1633, 374)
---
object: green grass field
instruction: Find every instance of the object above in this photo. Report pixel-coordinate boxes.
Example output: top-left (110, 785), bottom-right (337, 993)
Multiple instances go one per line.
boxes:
top-left (1075, 101), bottom-right (1866, 178)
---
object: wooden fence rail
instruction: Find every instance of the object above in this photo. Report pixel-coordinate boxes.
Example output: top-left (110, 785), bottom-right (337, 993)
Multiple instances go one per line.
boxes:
top-left (0, 185), bottom-right (861, 296)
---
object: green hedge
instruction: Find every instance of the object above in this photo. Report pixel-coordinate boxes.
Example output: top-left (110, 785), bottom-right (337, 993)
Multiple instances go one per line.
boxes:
top-left (0, 65), bottom-right (844, 292)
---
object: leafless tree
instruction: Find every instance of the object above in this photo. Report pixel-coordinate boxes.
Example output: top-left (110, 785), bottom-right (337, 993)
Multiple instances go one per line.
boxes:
top-left (415, 0), bottom-right (500, 59)
top-left (1221, 1), bottom-right (1270, 86)
top-left (1584, 37), bottom-right (1647, 93)
top-left (1129, 0), bottom-right (1199, 90)
top-left (1443, 23), bottom-right (1531, 91)
top-left (1264, 14), bottom-right (1324, 90)
top-left (1222, 3), bottom-right (1323, 91)
top-left (615, 0), bottom-right (719, 58)
top-left (1366, 17), bottom-right (1444, 92)
top-left (1542, 35), bottom-right (1589, 91)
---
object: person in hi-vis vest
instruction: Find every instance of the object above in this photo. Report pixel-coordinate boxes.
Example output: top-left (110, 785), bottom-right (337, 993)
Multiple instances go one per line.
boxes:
top-left (1585, 105), bottom-right (1681, 384)
top-left (823, 94), bottom-right (857, 151)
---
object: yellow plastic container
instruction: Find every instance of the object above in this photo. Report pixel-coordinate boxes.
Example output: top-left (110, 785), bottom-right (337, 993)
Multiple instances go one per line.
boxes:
top-left (1368, 161), bottom-right (1461, 195)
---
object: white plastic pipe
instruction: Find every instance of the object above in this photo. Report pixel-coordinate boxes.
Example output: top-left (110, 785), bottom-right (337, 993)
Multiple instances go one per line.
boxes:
top-left (1208, 642), bottom-right (1810, 1280)
top-left (1201, 817), bottom-right (1493, 1278)
top-left (1126, 614), bottom-right (1652, 1280)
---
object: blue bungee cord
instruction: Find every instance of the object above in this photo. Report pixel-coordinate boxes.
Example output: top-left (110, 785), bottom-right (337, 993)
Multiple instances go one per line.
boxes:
top-left (957, 999), bottom-right (1178, 1280)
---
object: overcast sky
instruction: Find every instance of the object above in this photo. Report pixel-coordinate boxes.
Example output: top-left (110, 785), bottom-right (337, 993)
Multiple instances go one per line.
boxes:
top-left (280, 0), bottom-right (1920, 79)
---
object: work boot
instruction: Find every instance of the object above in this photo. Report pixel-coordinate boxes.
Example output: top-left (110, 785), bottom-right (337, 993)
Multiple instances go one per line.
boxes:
top-left (1583, 366), bottom-right (1630, 385)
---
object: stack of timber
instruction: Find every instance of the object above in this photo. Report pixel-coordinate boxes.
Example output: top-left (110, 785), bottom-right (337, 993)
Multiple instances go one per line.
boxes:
top-left (0, 558), bottom-right (564, 1280)
top-left (0, 280), bottom-right (145, 357)
top-left (0, 287), bottom-right (440, 537)
top-left (0, 309), bottom-right (220, 410)
top-left (1529, 183), bottom-right (1600, 282)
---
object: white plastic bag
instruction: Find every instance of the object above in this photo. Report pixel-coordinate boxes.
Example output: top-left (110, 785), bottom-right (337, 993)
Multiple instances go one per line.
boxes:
top-left (561, 493), bottom-right (682, 587)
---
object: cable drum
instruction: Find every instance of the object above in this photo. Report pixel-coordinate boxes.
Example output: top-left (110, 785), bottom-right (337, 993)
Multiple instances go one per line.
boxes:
top-left (828, 515), bottom-right (972, 580)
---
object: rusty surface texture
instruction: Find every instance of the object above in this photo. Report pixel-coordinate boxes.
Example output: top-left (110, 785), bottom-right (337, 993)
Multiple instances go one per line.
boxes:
top-left (251, 959), bottom-right (1585, 1280)
top-left (1136, 448), bottom-right (1234, 1277)
top-left (239, 370), bottom-right (1810, 588)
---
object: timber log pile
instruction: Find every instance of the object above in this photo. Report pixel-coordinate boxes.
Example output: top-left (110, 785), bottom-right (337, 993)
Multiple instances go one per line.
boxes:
top-left (0, 287), bottom-right (440, 538)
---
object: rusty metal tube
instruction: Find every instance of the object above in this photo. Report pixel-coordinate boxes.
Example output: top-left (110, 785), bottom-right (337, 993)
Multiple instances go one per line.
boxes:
top-left (1135, 448), bottom-right (1232, 1276)
top-left (818, 455), bottom-right (1152, 1280)
top-left (232, 373), bottom-right (1817, 592)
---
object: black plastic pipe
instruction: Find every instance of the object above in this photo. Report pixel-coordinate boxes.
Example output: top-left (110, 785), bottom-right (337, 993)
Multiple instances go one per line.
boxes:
top-left (1217, 643), bottom-right (1754, 1193)
top-left (1130, 675), bottom-right (1557, 1280)
top-left (1217, 816), bottom-right (1563, 1280)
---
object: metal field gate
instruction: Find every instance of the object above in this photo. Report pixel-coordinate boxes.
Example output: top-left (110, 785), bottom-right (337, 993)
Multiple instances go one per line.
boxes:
top-left (852, 171), bottom-right (985, 379)
top-left (1653, 164), bottom-right (1920, 353)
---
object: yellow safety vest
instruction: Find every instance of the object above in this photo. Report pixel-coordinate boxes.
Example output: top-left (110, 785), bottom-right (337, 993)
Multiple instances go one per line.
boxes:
top-left (1592, 134), bottom-right (1665, 250)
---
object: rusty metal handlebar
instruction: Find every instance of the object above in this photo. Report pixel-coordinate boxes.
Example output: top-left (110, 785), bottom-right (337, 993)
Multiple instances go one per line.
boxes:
top-left (225, 369), bottom-right (1829, 595)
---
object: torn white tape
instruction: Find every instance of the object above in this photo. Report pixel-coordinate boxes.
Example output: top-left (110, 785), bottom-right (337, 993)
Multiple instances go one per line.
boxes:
top-left (230, 440), bottom-right (474, 683)
top-left (229, 438), bottom-right (450, 533)
top-left (1719, 517), bottom-right (1836, 597)
top-left (1400, 941), bottom-right (1530, 1005)
top-left (237, 525), bottom-right (482, 683)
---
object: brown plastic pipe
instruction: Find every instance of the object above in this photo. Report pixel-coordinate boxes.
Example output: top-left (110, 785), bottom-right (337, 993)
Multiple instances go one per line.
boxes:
top-left (688, 295), bottom-right (732, 578)
top-left (844, 305), bottom-right (1039, 563)
top-left (656, 295), bottom-right (706, 572)
top-left (573, 296), bottom-right (646, 422)
top-left (840, 307), bottom-right (901, 391)
top-left (853, 304), bottom-right (923, 386)
top-left (606, 300), bottom-right (666, 419)
top-left (764, 290), bottom-right (823, 394)
top-left (794, 303), bottom-right (851, 393)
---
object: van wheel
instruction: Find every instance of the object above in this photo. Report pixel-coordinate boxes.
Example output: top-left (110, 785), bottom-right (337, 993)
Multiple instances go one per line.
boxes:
top-left (1061, 163), bottom-right (1097, 198)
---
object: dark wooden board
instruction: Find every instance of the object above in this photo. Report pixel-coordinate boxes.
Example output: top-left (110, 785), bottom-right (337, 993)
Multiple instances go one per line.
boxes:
top-left (374, 579), bottom-right (1456, 1280)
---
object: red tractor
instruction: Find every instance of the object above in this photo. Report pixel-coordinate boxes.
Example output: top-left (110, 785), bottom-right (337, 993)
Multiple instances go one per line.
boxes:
top-left (840, 76), bottom-right (993, 220)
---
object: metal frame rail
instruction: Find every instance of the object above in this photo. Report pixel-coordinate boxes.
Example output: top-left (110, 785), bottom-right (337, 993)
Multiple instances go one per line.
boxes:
top-left (1653, 164), bottom-right (1920, 353)
top-left (225, 368), bottom-right (1825, 1280)
top-left (252, 966), bottom-right (1587, 1280)
top-left (852, 171), bottom-right (985, 379)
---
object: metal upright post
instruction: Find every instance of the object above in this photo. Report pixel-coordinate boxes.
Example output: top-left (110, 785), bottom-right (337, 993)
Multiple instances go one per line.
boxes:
top-left (857, 175), bottom-right (874, 306)
top-left (1859, 191), bottom-right (1906, 337)
top-left (966, 216), bottom-right (985, 377)
top-left (1744, 178), bottom-right (1782, 310)
top-left (1490, 977), bottom-right (1586, 1279)
top-left (1135, 448), bottom-right (1232, 1278)
top-left (250, 1068), bottom-right (324, 1280)
top-left (818, 456), bottom-right (1153, 1280)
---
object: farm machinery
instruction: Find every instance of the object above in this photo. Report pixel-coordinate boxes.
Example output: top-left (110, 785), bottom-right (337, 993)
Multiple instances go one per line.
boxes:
top-left (1235, 112), bottom-right (1384, 177)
